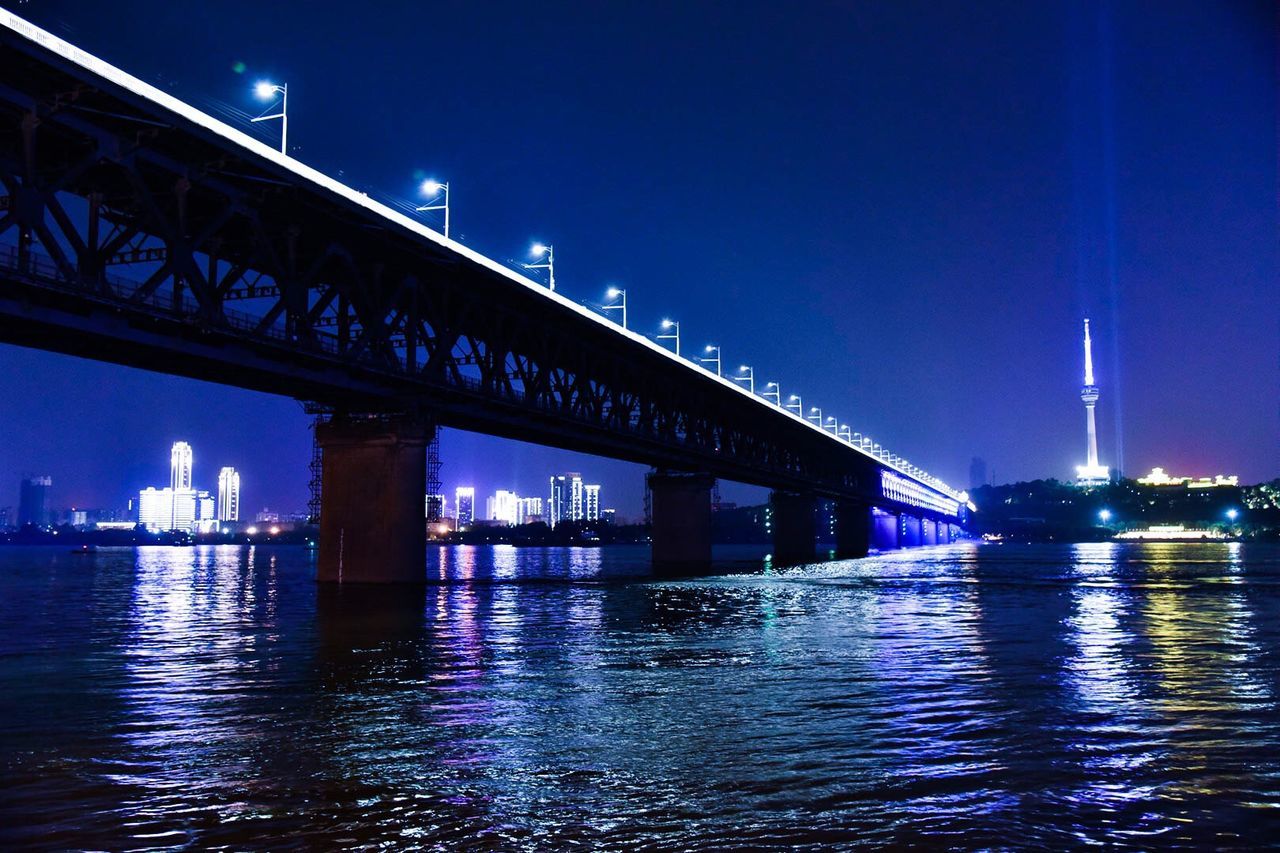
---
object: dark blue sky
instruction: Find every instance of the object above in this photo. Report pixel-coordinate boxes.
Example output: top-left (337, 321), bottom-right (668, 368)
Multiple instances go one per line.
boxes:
top-left (1, 0), bottom-right (1275, 518)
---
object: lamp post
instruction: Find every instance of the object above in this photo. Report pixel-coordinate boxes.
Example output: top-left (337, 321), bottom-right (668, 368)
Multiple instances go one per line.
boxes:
top-left (1098, 508), bottom-right (1112, 525)
top-left (733, 365), bottom-right (754, 395)
top-left (251, 81), bottom-right (288, 154)
top-left (416, 179), bottom-right (450, 238)
top-left (524, 243), bottom-right (555, 291)
top-left (786, 394), bottom-right (803, 416)
top-left (824, 416), bottom-right (838, 434)
top-left (699, 345), bottom-right (721, 377)
top-left (838, 424), bottom-right (852, 442)
top-left (763, 382), bottom-right (781, 406)
top-left (657, 319), bottom-right (680, 356)
top-left (602, 287), bottom-right (627, 329)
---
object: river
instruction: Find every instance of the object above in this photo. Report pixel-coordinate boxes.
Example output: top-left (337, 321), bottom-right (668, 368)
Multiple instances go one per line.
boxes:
top-left (3, 542), bottom-right (1279, 848)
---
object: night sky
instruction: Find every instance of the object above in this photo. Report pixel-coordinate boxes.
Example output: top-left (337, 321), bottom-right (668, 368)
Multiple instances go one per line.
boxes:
top-left (0, 0), bottom-right (1275, 519)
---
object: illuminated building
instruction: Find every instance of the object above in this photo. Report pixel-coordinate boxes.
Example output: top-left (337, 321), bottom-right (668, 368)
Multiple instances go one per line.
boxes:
top-left (455, 487), bottom-right (475, 526)
top-left (170, 441), bottom-right (193, 491)
top-left (1136, 467), bottom-right (1239, 489)
top-left (584, 484), bottom-right (601, 521)
top-left (425, 493), bottom-right (445, 522)
top-left (1074, 319), bottom-right (1110, 485)
top-left (517, 496), bottom-right (543, 525)
top-left (486, 490), bottom-right (520, 526)
top-left (217, 467), bottom-right (240, 521)
top-left (601, 508), bottom-right (617, 525)
top-left (18, 475), bottom-right (51, 527)
top-left (549, 473), bottom-right (577, 528)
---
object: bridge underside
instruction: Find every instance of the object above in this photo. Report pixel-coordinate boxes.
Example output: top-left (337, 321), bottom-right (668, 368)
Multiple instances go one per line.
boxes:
top-left (0, 15), bottom-right (969, 580)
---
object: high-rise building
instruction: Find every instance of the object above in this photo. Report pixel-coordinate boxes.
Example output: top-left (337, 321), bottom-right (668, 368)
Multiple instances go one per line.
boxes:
top-left (517, 496), bottom-right (543, 525)
top-left (486, 490), bottom-right (520, 526)
top-left (425, 493), bottom-right (445, 522)
top-left (969, 457), bottom-right (987, 490)
top-left (18, 475), bottom-right (51, 527)
top-left (217, 467), bottom-right (241, 522)
top-left (584, 484), bottom-right (601, 521)
top-left (601, 508), bottom-right (616, 526)
top-left (1074, 319), bottom-right (1109, 485)
top-left (549, 473), bottom-right (587, 527)
top-left (455, 487), bottom-right (475, 526)
top-left (171, 441), bottom-right (193, 491)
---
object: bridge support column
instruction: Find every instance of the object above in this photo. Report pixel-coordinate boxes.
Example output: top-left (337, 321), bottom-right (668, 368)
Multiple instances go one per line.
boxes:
top-left (316, 415), bottom-right (430, 583)
top-left (923, 518), bottom-right (938, 546)
top-left (901, 514), bottom-right (923, 548)
top-left (771, 491), bottom-right (818, 565)
top-left (833, 501), bottom-right (871, 559)
top-left (872, 508), bottom-right (899, 551)
top-left (649, 471), bottom-right (714, 573)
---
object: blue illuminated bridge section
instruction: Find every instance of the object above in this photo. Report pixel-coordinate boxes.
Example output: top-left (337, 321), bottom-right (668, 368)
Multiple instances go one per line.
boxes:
top-left (0, 10), bottom-right (969, 523)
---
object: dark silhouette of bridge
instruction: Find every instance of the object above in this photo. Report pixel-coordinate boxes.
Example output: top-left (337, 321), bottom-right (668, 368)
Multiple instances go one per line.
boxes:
top-left (0, 11), bottom-right (969, 580)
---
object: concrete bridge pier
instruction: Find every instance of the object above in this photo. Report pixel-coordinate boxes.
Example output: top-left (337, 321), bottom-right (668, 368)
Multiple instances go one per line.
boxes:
top-left (923, 518), bottom-right (938, 546)
top-left (833, 500), bottom-right (871, 559)
top-left (901, 515), bottom-right (923, 548)
top-left (771, 491), bottom-right (818, 565)
top-left (316, 415), bottom-right (431, 583)
top-left (649, 471), bottom-right (714, 573)
top-left (872, 509), bottom-right (900, 551)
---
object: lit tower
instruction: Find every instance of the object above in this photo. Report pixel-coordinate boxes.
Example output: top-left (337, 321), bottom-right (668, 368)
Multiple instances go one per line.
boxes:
top-left (1074, 319), bottom-right (1109, 485)
top-left (171, 441), bottom-right (193, 491)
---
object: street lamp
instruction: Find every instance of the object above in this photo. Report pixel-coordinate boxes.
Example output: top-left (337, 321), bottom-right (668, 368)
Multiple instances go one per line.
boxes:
top-left (416, 179), bottom-right (450, 238)
top-left (786, 394), bottom-right (803, 416)
top-left (657, 319), bottom-right (680, 356)
top-left (807, 407), bottom-right (823, 426)
top-left (838, 424), bottom-right (852, 442)
top-left (602, 286), bottom-right (627, 329)
top-left (763, 381), bottom-right (781, 406)
top-left (1226, 508), bottom-right (1239, 521)
top-left (733, 365), bottom-right (754, 394)
top-left (699, 345), bottom-right (721, 377)
top-left (1098, 508), bottom-right (1112, 523)
top-left (524, 243), bottom-right (555, 291)
top-left (251, 80), bottom-right (288, 154)
top-left (824, 416), bottom-right (838, 434)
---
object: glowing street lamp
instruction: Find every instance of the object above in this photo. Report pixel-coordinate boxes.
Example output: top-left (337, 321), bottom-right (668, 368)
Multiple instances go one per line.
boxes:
top-left (838, 424), bottom-right (852, 442)
top-left (524, 243), bottom-right (555, 291)
top-left (602, 286), bottom-right (627, 329)
top-left (786, 394), bottom-right (803, 416)
top-left (657, 319), bottom-right (680, 356)
top-left (733, 365), bottom-right (754, 395)
top-left (1098, 508), bottom-right (1113, 523)
top-left (1226, 508), bottom-right (1239, 521)
top-left (807, 406), bottom-right (823, 426)
top-left (251, 81), bottom-right (288, 153)
top-left (824, 416), bottom-right (838, 434)
top-left (763, 381), bottom-right (781, 406)
top-left (699, 345), bottom-right (721, 377)
top-left (416, 179), bottom-right (450, 238)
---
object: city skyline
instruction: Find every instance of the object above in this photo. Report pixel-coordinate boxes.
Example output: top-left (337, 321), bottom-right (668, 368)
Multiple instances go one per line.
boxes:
top-left (0, 0), bottom-right (1274, 518)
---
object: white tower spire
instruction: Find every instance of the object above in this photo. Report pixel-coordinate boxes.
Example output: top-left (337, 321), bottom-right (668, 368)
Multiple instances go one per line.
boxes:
top-left (1075, 318), bottom-right (1108, 485)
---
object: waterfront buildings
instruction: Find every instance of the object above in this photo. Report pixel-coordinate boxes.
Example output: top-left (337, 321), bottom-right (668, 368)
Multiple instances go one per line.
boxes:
top-left (486, 490), bottom-right (520, 526)
top-left (18, 475), bottom-right (51, 527)
top-left (136, 442), bottom-right (229, 533)
top-left (455, 487), bottom-right (475, 527)
top-left (1136, 467), bottom-right (1239, 489)
top-left (548, 473), bottom-right (602, 527)
top-left (217, 467), bottom-right (240, 521)
top-left (518, 497), bottom-right (544, 525)
top-left (1074, 319), bottom-right (1110, 486)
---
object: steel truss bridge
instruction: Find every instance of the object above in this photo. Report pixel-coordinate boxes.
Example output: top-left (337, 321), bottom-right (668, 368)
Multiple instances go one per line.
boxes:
top-left (0, 11), bottom-right (969, 575)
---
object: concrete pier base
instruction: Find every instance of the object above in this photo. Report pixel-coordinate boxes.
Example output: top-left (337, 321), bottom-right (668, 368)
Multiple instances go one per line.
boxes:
top-left (771, 491), bottom-right (818, 565)
top-left (872, 509), bottom-right (900, 551)
top-left (834, 500), bottom-right (871, 559)
top-left (902, 515), bottom-right (923, 548)
top-left (316, 415), bottom-right (430, 583)
top-left (649, 471), bottom-right (714, 573)
top-left (923, 518), bottom-right (938, 546)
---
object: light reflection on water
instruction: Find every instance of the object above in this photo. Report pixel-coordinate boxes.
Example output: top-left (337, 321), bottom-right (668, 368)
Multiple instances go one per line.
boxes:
top-left (3, 542), bottom-right (1280, 847)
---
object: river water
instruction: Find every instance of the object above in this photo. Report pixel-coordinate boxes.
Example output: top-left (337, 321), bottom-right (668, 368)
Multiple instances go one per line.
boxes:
top-left (3, 542), bottom-right (1280, 848)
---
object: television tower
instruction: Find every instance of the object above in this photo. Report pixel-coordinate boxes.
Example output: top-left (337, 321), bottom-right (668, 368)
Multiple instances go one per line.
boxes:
top-left (1075, 319), bottom-right (1109, 485)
